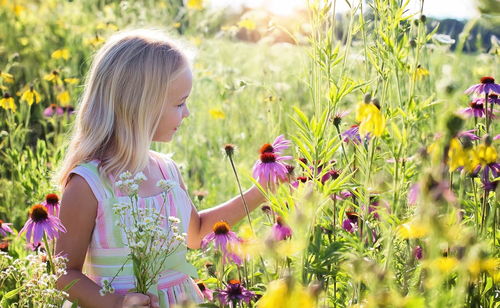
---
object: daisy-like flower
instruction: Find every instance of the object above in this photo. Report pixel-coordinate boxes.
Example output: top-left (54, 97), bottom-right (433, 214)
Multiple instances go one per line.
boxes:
top-left (460, 99), bottom-right (495, 118)
top-left (271, 216), bottom-right (292, 241)
top-left (195, 280), bottom-right (214, 301)
top-left (201, 221), bottom-right (243, 265)
top-left (19, 204), bottom-right (66, 245)
top-left (42, 194), bottom-right (60, 216)
top-left (20, 86), bottom-right (41, 106)
top-left (43, 104), bottom-right (64, 117)
top-left (458, 129), bottom-right (480, 141)
top-left (341, 124), bottom-right (370, 144)
top-left (0, 93), bottom-right (16, 112)
top-left (0, 71), bottom-right (14, 83)
top-left (342, 211), bottom-right (358, 233)
top-left (43, 70), bottom-right (63, 85)
top-left (464, 77), bottom-right (500, 95)
top-left (0, 219), bottom-right (13, 237)
top-left (269, 135), bottom-right (292, 154)
top-left (252, 152), bottom-right (292, 185)
top-left (218, 279), bottom-right (255, 306)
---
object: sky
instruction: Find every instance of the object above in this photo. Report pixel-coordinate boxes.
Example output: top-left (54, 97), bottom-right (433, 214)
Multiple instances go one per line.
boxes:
top-left (209, 0), bottom-right (480, 20)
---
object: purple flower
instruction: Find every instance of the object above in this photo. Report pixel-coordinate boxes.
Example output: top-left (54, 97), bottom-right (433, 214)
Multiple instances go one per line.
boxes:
top-left (43, 104), bottom-right (64, 117)
top-left (481, 163), bottom-right (500, 192)
top-left (331, 190), bottom-right (353, 201)
top-left (460, 100), bottom-right (495, 118)
top-left (270, 135), bottom-right (292, 154)
top-left (464, 77), bottom-right (500, 95)
top-left (413, 245), bottom-right (423, 260)
top-left (408, 183), bottom-right (420, 205)
top-left (0, 220), bottom-right (13, 237)
top-left (195, 280), bottom-right (214, 301)
top-left (271, 216), bottom-right (292, 241)
top-left (218, 280), bottom-right (255, 306)
top-left (201, 221), bottom-right (243, 265)
top-left (342, 212), bottom-right (358, 233)
top-left (494, 134), bottom-right (500, 141)
top-left (321, 169), bottom-right (341, 184)
top-left (252, 152), bottom-right (292, 185)
top-left (42, 193), bottom-right (60, 216)
top-left (341, 125), bottom-right (362, 143)
top-left (458, 129), bottom-right (480, 141)
top-left (19, 204), bottom-right (66, 245)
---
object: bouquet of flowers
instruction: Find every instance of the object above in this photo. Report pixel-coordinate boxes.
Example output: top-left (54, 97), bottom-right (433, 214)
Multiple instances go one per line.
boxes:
top-left (101, 171), bottom-right (186, 295)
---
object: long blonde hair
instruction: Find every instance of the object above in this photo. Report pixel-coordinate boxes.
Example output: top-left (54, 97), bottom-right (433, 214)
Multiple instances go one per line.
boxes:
top-left (55, 29), bottom-right (189, 190)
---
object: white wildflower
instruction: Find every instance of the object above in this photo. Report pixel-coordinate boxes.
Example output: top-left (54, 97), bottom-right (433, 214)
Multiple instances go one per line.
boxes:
top-left (119, 171), bottom-right (132, 180)
top-left (157, 179), bottom-right (176, 193)
top-left (134, 172), bottom-right (147, 183)
top-left (168, 216), bottom-right (180, 224)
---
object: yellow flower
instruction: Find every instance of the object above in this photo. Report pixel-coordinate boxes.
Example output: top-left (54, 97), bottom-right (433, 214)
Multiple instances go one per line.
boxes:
top-left (51, 48), bottom-right (70, 60)
top-left (209, 108), bottom-right (225, 119)
top-left (96, 22), bottom-right (118, 31)
top-left (64, 78), bottom-right (80, 85)
top-left (44, 71), bottom-right (63, 85)
top-left (0, 93), bottom-right (16, 112)
top-left (471, 144), bottom-right (497, 166)
top-left (447, 138), bottom-right (467, 171)
top-left (397, 221), bottom-right (428, 239)
top-left (18, 37), bottom-right (29, 46)
top-left (20, 87), bottom-right (41, 105)
top-left (12, 4), bottom-right (25, 16)
top-left (355, 101), bottom-right (374, 122)
top-left (415, 65), bottom-right (430, 80)
top-left (357, 103), bottom-right (385, 137)
top-left (258, 279), bottom-right (315, 308)
top-left (85, 35), bottom-right (106, 47)
top-left (186, 0), bottom-right (203, 10)
top-left (433, 257), bottom-right (458, 274)
top-left (57, 91), bottom-right (70, 105)
top-left (238, 19), bottom-right (257, 30)
top-left (172, 22), bottom-right (181, 28)
top-left (0, 71), bottom-right (14, 83)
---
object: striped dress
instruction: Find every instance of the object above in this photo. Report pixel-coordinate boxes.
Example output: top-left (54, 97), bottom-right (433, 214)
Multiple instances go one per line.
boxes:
top-left (66, 151), bottom-right (204, 307)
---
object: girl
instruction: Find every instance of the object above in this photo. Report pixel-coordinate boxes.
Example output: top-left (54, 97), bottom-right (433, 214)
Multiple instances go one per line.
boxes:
top-left (55, 29), bottom-right (267, 308)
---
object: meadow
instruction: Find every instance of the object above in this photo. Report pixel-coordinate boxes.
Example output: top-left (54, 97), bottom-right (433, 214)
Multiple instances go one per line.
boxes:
top-left (0, 0), bottom-right (498, 307)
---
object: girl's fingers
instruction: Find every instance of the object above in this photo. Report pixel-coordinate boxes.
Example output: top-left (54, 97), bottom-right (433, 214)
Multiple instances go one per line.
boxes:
top-left (146, 292), bottom-right (160, 308)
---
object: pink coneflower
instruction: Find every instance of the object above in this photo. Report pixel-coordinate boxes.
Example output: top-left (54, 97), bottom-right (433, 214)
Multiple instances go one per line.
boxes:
top-left (458, 129), bottom-right (480, 141)
top-left (252, 152), bottom-right (292, 185)
top-left (43, 104), bottom-right (64, 117)
top-left (0, 219), bottom-right (13, 237)
top-left (331, 190), bottom-right (353, 201)
top-left (271, 216), bottom-right (292, 241)
top-left (218, 279), bottom-right (255, 306)
top-left (321, 169), bottom-right (341, 184)
top-left (269, 134), bottom-right (292, 154)
top-left (201, 221), bottom-right (242, 265)
top-left (464, 77), bottom-right (500, 95)
top-left (195, 280), bottom-right (214, 301)
top-left (460, 100), bottom-right (495, 118)
top-left (342, 212), bottom-right (359, 233)
top-left (42, 193), bottom-right (60, 216)
top-left (19, 204), bottom-right (66, 245)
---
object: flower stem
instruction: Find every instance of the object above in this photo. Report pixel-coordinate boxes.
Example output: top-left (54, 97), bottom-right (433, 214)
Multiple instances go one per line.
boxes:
top-left (227, 155), bottom-right (254, 233)
top-left (42, 234), bottom-right (55, 275)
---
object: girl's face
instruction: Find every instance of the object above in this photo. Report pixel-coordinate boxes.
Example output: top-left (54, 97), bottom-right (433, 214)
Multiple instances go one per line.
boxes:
top-left (153, 67), bottom-right (192, 142)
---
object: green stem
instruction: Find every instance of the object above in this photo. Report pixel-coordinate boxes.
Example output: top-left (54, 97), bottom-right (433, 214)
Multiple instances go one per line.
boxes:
top-left (227, 155), bottom-right (253, 233)
top-left (42, 234), bottom-right (55, 275)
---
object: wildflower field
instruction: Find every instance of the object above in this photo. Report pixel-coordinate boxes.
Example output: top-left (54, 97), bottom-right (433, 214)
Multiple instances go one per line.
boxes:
top-left (0, 0), bottom-right (499, 307)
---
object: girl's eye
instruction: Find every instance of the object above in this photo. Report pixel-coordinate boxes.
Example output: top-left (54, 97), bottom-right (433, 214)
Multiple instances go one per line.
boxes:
top-left (177, 103), bottom-right (185, 108)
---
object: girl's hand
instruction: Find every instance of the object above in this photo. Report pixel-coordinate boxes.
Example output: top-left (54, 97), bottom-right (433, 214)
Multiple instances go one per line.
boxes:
top-left (116, 292), bottom-right (160, 308)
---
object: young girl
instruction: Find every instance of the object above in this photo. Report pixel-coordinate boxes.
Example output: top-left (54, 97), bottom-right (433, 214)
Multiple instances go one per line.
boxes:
top-left (55, 29), bottom-right (267, 308)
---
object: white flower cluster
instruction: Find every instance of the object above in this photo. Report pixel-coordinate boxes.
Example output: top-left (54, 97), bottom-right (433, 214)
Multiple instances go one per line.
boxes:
top-left (0, 250), bottom-right (69, 306)
top-left (102, 172), bottom-right (186, 295)
top-left (99, 279), bottom-right (115, 296)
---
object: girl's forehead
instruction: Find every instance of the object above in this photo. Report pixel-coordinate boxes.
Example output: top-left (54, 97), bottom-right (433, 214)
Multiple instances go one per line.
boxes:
top-left (167, 68), bottom-right (192, 99)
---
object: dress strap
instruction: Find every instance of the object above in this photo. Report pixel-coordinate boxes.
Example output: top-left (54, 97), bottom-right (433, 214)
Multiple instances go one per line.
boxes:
top-left (69, 161), bottom-right (114, 202)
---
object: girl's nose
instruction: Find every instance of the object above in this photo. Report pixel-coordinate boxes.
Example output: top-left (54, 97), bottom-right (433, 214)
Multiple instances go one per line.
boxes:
top-left (183, 105), bottom-right (190, 118)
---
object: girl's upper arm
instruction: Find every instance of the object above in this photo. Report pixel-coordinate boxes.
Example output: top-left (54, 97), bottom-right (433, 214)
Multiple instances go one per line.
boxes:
top-left (55, 174), bottom-right (98, 271)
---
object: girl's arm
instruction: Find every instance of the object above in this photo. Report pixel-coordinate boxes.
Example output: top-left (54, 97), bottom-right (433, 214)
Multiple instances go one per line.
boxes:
top-left (175, 166), bottom-right (267, 249)
top-left (55, 175), bottom-right (157, 308)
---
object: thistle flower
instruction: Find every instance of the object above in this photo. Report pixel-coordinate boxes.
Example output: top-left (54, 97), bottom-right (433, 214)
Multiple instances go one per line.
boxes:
top-left (19, 204), bottom-right (66, 245)
top-left (218, 279), bottom-right (255, 306)
top-left (464, 77), bottom-right (500, 95)
top-left (0, 220), bottom-right (13, 237)
top-left (271, 216), bottom-right (292, 241)
top-left (252, 152), bottom-right (292, 185)
top-left (201, 221), bottom-right (243, 265)
top-left (42, 193), bottom-right (60, 216)
top-left (342, 212), bottom-right (358, 233)
top-left (43, 104), bottom-right (64, 117)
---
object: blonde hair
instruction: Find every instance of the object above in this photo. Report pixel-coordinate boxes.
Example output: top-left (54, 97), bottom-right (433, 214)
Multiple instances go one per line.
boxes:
top-left (55, 29), bottom-right (189, 190)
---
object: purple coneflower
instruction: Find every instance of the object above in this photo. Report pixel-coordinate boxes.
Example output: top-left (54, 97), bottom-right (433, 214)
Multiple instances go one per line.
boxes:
top-left (269, 134), bottom-right (292, 154)
top-left (464, 77), bottom-right (500, 95)
top-left (201, 221), bottom-right (243, 265)
top-left (460, 100), bottom-right (495, 118)
top-left (252, 152), bottom-right (292, 185)
top-left (42, 193), bottom-right (60, 216)
top-left (19, 204), bottom-right (66, 245)
top-left (342, 212), bottom-right (359, 233)
top-left (271, 216), bottom-right (292, 241)
top-left (43, 104), bottom-right (64, 117)
top-left (195, 280), bottom-right (214, 301)
top-left (218, 279), bottom-right (255, 306)
top-left (342, 124), bottom-right (371, 144)
top-left (0, 220), bottom-right (13, 237)
top-left (458, 129), bottom-right (480, 141)
top-left (331, 190), bottom-right (353, 201)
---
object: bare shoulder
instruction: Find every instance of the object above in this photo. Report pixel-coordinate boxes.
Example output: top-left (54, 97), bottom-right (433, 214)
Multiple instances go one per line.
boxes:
top-left (61, 174), bottom-right (98, 217)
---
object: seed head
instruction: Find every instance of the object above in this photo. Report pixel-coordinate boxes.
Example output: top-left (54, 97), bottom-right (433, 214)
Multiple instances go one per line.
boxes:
top-left (224, 144), bottom-right (235, 157)
top-left (29, 204), bottom-right (49, 222)
top-left (213, 221), bottom-right (230, 235)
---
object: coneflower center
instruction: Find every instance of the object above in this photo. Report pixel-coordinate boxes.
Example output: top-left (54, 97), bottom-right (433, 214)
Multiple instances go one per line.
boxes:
top-left (470, 102), bottom-right (484, 109)
top-left (260, 152), bottom-right (277, 163)
top-left (346, 212), bottom-right (359, 221)
top-left (480, 76), bottom-right (495, 84)
top-left (197, 282), bottom-right (206, 291)
top-left (259, 143), bottom-right (274, 154)
top-left (45, 193), bottom-right (59, 204)
top-left (213, 221), bottom-right (230, 235)
top-left (0, 219), bottom-right (3, 227)
top-left (30, 204), bottom-right (48, 222)
top-left (276, 216), bottom-right (285, 226)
